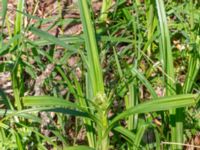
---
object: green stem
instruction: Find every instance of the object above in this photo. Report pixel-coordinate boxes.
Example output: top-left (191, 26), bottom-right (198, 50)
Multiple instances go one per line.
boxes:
top-left (100, 0), bottom-right (112, 22)
top-left (146, 0), bottom-right (155, 56)
top-left (100, 111), bottom-right (109, 150)
top-left (78, 0), bottom-right (109, 149)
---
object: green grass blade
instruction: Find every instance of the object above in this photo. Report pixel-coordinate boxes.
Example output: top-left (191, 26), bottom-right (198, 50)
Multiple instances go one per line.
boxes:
top-left (1, 0), bottom-right (7, 26)
top-left (1, 0), bottom-right (7, 46)
top-left (155, 0), bottom-right (176, 96)
top-left (65, 146), bottom-right (95, 150)
top-left (113, 47), bottom-right (123, 78)
top-left (23, 96), bottom-right (79, 108)
top-left (15, 9), bottom-right (43, 21)
top-left (78, 1), bottom-right (108, 149)
top-left (0, 109), bottom-right (41, 122)
top-left (11, 71), bottom-right (22, 110)
top-left (29, 27), bottom-right (76, 52)
top-left (22, 96), bottom-right (101, 125)
top-left (0, 107), bottom-right (96, 125)
top-left (11, 0), bottom-right (24, 111)
top-left (18, 123), bottom-right (58, 148)
top-left (114, 126), bottom-right (135, 142)
top-left (155, 0), bottom-right (177, 147)
top-left (14, 0), bottom-right (24, 35)
top-left (100, 0), bottom-right (112, 22)
top-left (154, 129), bottom-right (161, 150)
top-left (0, 34), bottom-right (21, 56)
top-left (14, 131), bottom-right (24, 150)
top-left (125, 82), bottom-right (139, 131)
top-left (133, 124), bottom-right (148, 150)
top-left (74, 76), bottom-right (96, 147)
top-left (107, 94), bottom-right (198, 135)
top-left (146, 0), bottom-right (156, 56)
top-left (0, 0), bottom-right (7, 50)
top-left (50, 130), bottom-right (68, 146)
top-left (0, 123), bottom-right (9, 129)
top-left (183, 40), bottom-right (200, 93)
top-left (78, 0), bottom-right (104, 96)
top-left (132, 68), bottom-right (157, 98)
top-left (13, 0), bottom-right (24, 57)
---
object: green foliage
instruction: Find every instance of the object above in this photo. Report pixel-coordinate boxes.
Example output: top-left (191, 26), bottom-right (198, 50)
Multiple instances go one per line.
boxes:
top-left (0, 0), bottom-right (199, 149)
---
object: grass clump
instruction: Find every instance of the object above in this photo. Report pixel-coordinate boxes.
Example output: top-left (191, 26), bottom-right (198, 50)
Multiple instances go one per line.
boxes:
top-left (0, 0), bottom-right (199, 149)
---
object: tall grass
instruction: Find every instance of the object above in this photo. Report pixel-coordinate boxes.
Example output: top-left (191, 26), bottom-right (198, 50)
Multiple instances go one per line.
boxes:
top-left (0, 0), bottom-right (199, 149)
top-left (78, 0), bottom-right (107, 149)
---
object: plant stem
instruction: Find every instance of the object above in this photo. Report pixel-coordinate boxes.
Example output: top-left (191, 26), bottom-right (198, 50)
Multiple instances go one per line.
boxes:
top-left (78, 0), bottom-right (109, 149)
top-left (100, 0), bottom-right (112, 22)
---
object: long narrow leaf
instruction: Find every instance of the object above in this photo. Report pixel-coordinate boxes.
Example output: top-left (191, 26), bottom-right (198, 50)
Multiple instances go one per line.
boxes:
top-left (1, 0), bottom-right (7, 27)
top-left (155, 0), bottom-right (177, 146)
top-left (65, 146), bottom-right (95, 150)
top-left (114, 126), bottom-right (135, 142)
top-left (133, 124), bottom-right (149, 150)
top-left (78, 0), bottom-right (104, 95)
top-left (132, 68), bottom-right (157, 98)
top-left (23, 96), bottom-right (80, 109)
top-left (105, 94), bottom-right (198, 137)
top-left (29, 27), bottom-right (76, 52)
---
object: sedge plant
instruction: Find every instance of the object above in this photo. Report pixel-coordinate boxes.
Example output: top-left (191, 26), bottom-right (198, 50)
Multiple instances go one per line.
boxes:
top-left (0, 0), bottom-right (199, 150)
